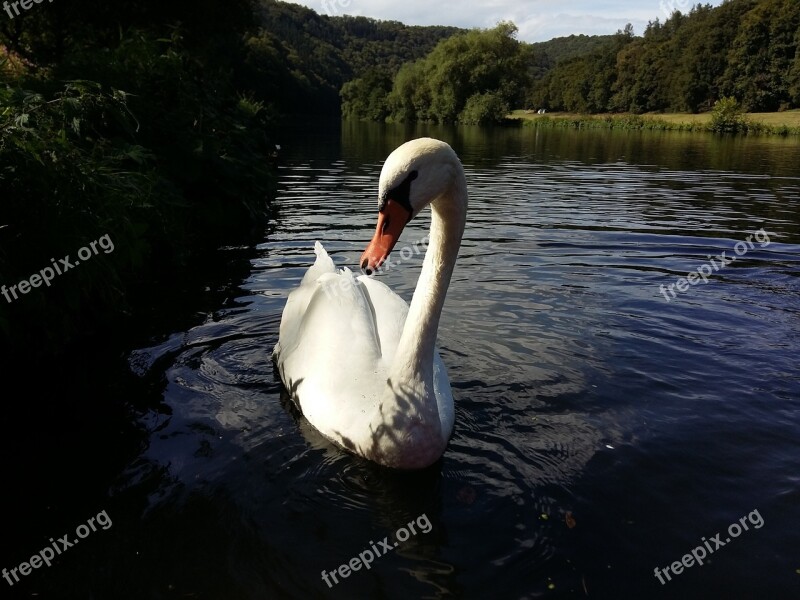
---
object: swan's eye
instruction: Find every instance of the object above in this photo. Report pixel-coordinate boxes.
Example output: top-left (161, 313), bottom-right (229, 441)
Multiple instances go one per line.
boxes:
top-left (381, 171), bottom-right (418, 221)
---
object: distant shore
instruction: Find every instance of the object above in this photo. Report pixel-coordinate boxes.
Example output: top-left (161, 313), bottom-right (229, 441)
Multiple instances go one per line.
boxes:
top-left (509, 110), bottom-right (800, 136)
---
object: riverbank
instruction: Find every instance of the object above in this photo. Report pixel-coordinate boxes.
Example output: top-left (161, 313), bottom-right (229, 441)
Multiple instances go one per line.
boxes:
top-left (0, 32), bottom-right (277, 361)
top-left (509, 110), bottom-right (800, 136)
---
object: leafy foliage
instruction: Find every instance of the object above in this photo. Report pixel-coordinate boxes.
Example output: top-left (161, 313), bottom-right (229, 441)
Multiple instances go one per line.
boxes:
top-left (533, 0), bottom-right (800, 114)
top-left (0, 13), bottom-right (276, 355)
top-left (345, 23), bottom-right (530, 124)
top-left (245, 1), bottom-right (463, 115)
top-left (0, 78), bottom-right (152, 346)
top-left (459, 92), bottom-right (511, 126)
top-left (710, 96), bottom-right (748, 132)
top-left (341, 67), bottom-right (394, 121)
top-left (527, 34), bottom-right (616, 80)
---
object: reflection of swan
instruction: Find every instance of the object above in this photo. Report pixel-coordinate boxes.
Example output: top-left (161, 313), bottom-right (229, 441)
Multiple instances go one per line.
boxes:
top-left (274, 138), bottom-right (468, 469)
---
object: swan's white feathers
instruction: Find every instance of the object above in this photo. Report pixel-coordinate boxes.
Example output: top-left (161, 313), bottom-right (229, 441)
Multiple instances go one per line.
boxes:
top-left (432, 355), bottom-right (454, 439)
top-left (304, 240), bottom-right (336, 283)
top-left (275, 240), bottom-right (456, 464)
top-left (275, 242), bottom-right (336, 353)
top-left (276, 253), bottom-right (385, 433)
top-left (355, 274), bottom-right (409, 366)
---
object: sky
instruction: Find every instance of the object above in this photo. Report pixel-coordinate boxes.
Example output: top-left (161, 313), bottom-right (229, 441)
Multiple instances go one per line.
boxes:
top-left (286, 0), bottom-right (725, 42)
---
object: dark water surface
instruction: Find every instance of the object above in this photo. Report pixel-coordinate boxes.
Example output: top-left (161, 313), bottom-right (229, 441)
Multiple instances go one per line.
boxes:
top-left (7, 121), bottom-right (800, 599)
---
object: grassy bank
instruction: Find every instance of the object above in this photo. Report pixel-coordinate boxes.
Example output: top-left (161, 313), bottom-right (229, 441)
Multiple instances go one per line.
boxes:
top-left (510, 110), bottom-right (800, 136)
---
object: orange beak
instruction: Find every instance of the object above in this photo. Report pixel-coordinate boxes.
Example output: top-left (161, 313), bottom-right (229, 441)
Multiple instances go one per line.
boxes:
top-left (360, 199), bottom-right (412, 274)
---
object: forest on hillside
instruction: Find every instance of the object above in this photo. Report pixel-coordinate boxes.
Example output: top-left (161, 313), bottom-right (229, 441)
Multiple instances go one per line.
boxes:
top-left (343, 0), bottom-right (800, 123)
top-left (524, 34), bottom-right (616, 83)
top-left (534, 0), bottom-right (800, 113)
top-left (247, 0), bottom-right (462, 114)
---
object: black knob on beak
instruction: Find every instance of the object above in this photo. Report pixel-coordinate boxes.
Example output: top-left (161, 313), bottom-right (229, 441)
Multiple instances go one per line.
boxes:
top-left (361, 257), bottom-right (373, 276)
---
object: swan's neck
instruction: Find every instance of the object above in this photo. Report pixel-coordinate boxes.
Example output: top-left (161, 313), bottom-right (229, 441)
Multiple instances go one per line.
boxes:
top-left (388, 175), bottom-right (467, 403)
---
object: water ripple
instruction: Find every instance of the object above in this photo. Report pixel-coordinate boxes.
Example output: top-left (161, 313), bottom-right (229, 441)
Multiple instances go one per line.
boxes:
top-left (123, 126), bottom-right (800, 599)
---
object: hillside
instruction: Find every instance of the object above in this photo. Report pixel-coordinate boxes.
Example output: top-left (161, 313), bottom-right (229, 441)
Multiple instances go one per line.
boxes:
top-left (528, 34), bottom-right (616, 79)
top-left (531, 0), bottom-right (800, 113)
top-left (248, 0), bottom-right (464, 114)
top-left (336, 0), bottom-right (800, 121)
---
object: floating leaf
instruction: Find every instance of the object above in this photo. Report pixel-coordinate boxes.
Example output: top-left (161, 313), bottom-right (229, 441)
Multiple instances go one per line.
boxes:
top-left (565, 511), bottom-right (577, 529)
top-left (456, 486), bottom-right (477, 505)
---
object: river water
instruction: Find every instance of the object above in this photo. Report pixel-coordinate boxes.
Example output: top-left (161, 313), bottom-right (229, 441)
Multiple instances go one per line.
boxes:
top-left (11, 121), bottom-right (800, 599)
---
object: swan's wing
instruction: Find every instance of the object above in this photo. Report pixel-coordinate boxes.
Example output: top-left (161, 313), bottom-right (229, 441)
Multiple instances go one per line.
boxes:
top-left (356, 274), bottom-right (409, 366)
top-left (433, 351), bottom-right (454, 439)
top-left (275, 242), bottom-right (338, 358)
top-left (306, 268), bottom-right (384, 364)
top-left (275, 262), bottom-right (389, 425)
top-left (302, 241), bottom-right (336, 285)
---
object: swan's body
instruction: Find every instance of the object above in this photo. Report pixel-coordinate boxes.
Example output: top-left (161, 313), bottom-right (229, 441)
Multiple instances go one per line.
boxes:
top-left (273, 138), bottom-right (467, 469)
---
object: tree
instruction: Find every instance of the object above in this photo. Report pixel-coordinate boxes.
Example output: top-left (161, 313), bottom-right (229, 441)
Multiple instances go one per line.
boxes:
top-left (341, 67), bottom-right (393, 120)
top-left (377, 22), bottom-right (530, 124)
top-left (721, 0), bottom-right (800, 111)
top-left (789, 33), bottom-right (800, 105)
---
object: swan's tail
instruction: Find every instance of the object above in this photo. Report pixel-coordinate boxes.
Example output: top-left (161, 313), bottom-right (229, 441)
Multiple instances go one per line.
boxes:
top-left (301, 241), bottom-right (337, 285)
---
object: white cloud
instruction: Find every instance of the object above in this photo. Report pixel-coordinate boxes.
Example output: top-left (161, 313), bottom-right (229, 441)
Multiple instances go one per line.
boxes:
top-left (288, 0), bottom-right (723, 42)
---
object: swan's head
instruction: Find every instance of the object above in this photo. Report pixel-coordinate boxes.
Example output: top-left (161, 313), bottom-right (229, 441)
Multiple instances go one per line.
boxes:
top-left (360, 138), bottom-right (462, 274)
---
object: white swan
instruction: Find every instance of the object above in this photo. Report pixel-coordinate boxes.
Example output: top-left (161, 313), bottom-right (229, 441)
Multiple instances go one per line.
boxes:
top-left (273, 138), bottom-right (467, 469)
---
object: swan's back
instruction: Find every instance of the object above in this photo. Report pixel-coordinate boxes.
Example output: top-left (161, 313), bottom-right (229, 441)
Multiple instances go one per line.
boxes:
top-left (274, 243), bottom-right (407, 431)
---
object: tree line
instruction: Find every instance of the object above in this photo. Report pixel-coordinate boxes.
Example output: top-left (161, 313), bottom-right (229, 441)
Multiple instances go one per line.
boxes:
top-left (343, 0), bottom-right (800, 123)
top-left (535, 0), bottom-right (800, 114)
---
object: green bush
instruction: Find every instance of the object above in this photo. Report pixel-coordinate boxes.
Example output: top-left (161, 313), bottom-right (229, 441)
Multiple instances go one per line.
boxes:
top-left (0, 79), bottom-right (158, 346)
top-left (710, 96), bottom-right (748, 133)
top-left (0, 30), bottom-right (276, 357)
